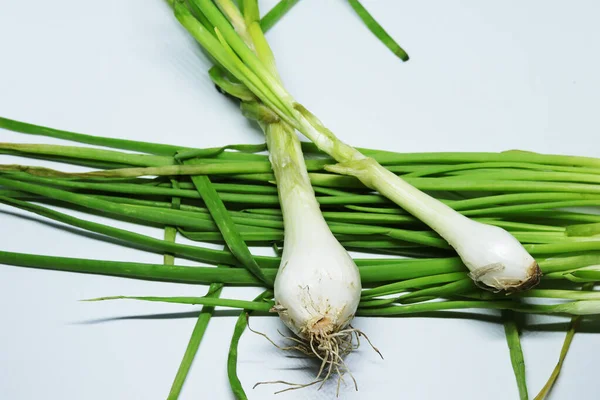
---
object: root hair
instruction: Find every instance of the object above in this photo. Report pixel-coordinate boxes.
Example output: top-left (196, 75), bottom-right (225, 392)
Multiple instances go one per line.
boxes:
top-left (248, 317), bottom-right (382, 396)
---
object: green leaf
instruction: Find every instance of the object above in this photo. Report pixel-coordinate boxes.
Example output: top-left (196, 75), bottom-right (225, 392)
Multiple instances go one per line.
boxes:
top-left (84, 295), bottom-right (275, 311)
top-left (166, 282), bottom-right (223, 399)
top-left (0, 250), bottom-right (273, 285)
top-left (503, 310), bottom-right (529, 400)
top-left (185, 160), bottom-right (272, 285)
top-left (0, 116), bottom-right (188, 156)
top-left (227, 290), bottom-right (273, 399)
top-left (347, 0), bottom-right (409, 61)
top-left (533, 283), bottom-right (595, 400)
top-left (260, 0), bottom-right (300, 33)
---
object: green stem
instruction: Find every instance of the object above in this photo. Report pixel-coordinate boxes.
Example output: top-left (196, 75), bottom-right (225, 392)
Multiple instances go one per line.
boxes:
top-left (396, 278), bottom-right (475, 302)
top-left (0, 142), bottom-right (172, 166)
top-left (447, 169), bottom-right (600, 184)
top-left (0, 250), bottom-right (272, 285)
top-left (449, 192), bottom-right (600, 211)
top-left (185, 166), bottom-right (271, 284)
top-left (347, 0), bottom-right (409, 61)
top-left (406, 162), bottom-right (600, 178)
top-left (88, 296), bottom-right (600, 316)
top-left (533, 283), bottom-right (596, 400)
top-left (167, 282), bottom-right (224, 400)
top-left (163, 179), bottom-right (181, 265)
top-left (463, 200), bottom-right (600, 217)
top-left (0, 116), bottom-right (190, 156)
top-left (260, 0), bottom-right (300, 33)
top-left (227, 290), bottom-right (273, 400)
top-left (356, 300), bottom-right (598, 316)
top-left (526, 241), bottom-right (600, 256)
top-left (503, 310), bottom-right (529, 400)
top-left (360, 272), bottom-right (467, 299)
top-left (331, 147), bottom-right (600, 169)
top-left (243, 172), bottom-right (600, 194)
top-left (85, 295), bottom-right (275, 312)
top-left (0, 161), bottom-right (272, 178)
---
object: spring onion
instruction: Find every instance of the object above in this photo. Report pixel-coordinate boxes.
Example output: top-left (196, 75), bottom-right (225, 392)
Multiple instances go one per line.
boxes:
top-left (266, 122), bottom-right (362, 362)
top-left (215, 0), bottom-right (364, 371)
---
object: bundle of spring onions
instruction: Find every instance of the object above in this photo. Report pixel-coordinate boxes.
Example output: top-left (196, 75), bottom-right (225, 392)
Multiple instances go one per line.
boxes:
top-left (2, 114), bottom-right (600, 398)
top-left (1, 0), bottom-right (599, 399)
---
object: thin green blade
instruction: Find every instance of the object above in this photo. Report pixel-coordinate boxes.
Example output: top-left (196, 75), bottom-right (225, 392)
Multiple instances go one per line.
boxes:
top-left (260, 0), bottom-right (300, 33)
top-left (503, 310), bottom-right (529, 400)
top-left (347, 0), bottom-right (409, 61)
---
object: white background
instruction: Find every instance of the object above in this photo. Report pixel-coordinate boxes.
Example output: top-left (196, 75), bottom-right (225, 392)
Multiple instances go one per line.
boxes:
top-left (1, 0), bottom-right (599, 399)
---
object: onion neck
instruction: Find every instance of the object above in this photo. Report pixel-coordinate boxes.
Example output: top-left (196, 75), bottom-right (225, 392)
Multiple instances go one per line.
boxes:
top-left (265, 122), bottom-right (332, 252)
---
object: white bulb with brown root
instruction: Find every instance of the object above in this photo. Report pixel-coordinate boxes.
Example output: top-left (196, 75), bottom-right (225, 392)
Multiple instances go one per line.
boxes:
top-left (448, 218), bottom-right (541, 291)
top-left (263, 122), bottom-right (362, 385)
top-left (327, 157), bottom-right (542, 292)
top-left (273, 205), bottom-right (361, 341)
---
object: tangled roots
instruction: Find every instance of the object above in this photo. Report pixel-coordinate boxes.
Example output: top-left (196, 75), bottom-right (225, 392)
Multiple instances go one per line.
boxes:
top-left (248, 316), bottom-right (382, 396)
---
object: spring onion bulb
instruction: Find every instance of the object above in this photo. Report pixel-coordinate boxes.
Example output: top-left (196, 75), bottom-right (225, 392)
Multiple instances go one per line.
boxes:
top-left (266, 122), bottom-right (362, 343)
top-left (235, 112), bottom-right (363, 382)
top-left (173, 0), bottom-right (541, 292)
top-left (328, 159), bottom-right (542, 291)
